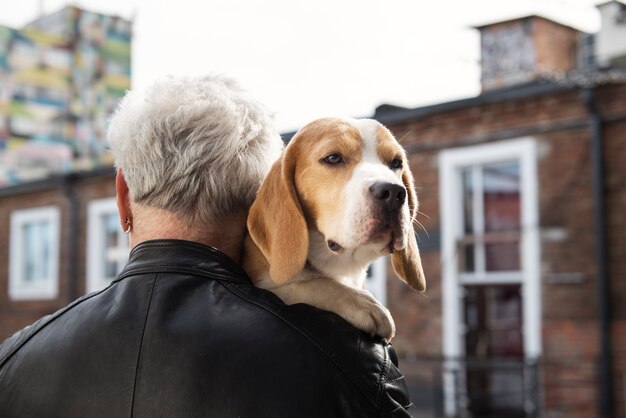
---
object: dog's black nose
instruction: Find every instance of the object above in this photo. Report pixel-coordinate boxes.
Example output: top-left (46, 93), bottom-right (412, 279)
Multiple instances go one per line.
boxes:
top-left (370, 182), bottom-right (406, 211)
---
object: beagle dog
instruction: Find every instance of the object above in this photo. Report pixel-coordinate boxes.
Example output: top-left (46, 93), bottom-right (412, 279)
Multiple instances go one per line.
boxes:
top-left (242, 117), bottom-right (425, 339)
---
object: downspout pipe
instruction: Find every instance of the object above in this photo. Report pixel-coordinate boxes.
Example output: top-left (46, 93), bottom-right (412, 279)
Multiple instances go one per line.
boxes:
top-left (581, 87), bottom-right (613, 418)
top-left (61, 175), bottom-right (80, 303)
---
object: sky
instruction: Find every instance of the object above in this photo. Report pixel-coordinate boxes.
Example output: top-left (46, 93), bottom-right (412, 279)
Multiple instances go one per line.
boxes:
top-left (0, 0), bottom-right (603, 132)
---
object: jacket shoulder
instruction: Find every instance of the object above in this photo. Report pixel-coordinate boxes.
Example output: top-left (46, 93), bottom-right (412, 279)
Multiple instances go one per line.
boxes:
top-left (0, 290), bottom-right (103, 369)
top-left (222, 280), bottom-right (413, 417)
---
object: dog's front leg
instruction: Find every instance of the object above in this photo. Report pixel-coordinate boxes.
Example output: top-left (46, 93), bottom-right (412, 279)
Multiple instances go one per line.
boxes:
top-left (271, 278), bottom-right (395, 340)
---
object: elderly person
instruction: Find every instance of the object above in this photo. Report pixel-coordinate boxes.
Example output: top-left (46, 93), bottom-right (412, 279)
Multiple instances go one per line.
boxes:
top-left (0, 75), bottom-right (412, 417)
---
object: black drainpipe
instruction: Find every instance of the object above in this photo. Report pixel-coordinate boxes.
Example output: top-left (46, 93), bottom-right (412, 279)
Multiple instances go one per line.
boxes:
top-left (61, 175), bottom-right (80, 303)
top-left (581, 87), bottom-right (613, 418)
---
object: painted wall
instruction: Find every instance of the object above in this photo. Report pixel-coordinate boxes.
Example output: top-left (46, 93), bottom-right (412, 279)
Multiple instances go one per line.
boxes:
top-left (0, 7), bottom-right (131, 186)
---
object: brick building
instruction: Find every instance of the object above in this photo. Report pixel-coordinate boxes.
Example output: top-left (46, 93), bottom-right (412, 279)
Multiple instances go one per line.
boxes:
top-left (376, 6), bottom-right (626, 418)
top-left (0, 167), bottom-right (118, 333)
top-left (1, 4), bottom-right (625, 418)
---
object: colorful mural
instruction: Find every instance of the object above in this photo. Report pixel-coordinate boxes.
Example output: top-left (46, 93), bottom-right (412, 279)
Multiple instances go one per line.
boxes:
top-left (0, 7), bottom-right (131, 186)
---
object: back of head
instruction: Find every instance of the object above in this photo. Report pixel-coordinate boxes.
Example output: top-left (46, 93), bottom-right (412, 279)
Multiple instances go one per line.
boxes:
top-left (107, 75), bottom-right (284, 225)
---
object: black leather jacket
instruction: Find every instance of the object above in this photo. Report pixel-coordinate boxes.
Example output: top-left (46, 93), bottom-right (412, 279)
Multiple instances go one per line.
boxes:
top-left (0, 240), bottom-right (412, 417)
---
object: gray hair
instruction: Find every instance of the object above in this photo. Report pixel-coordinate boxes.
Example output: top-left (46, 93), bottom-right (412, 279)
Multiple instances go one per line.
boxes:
top-left (107, 75), bottom-right (284, 224)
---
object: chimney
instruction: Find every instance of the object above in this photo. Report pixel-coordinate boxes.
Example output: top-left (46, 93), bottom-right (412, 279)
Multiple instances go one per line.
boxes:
top-left (476, 15), bottom-right (581, 91)
top-left (595, 0), bottom-right (626, 68)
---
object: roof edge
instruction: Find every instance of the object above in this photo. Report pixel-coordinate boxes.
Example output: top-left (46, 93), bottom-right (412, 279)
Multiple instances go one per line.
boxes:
top-left (373, 81), bottom-right (571, 126)
top-left (373, 70), bottom-right (626, 127)
top-left (472, 13), bottom-right (586, 33)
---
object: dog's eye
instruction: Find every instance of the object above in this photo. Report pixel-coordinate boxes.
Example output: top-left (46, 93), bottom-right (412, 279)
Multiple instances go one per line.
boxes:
top-left (322, 153), bottom-right (344, 165)
top-left (390, 158), bottom-right (403, 169)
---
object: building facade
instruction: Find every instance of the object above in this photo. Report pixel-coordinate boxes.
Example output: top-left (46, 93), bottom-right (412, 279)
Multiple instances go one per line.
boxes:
top-left (0, 6), bottom-right (131, 186)
top-left (0, 168), bottom-right (123, 334)
top-left (378, 6), bottom-right (626, 418)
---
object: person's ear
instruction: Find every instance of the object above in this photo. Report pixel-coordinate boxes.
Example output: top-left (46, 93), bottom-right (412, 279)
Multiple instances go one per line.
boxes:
top-left (115, 169), bottom-right (133, 232)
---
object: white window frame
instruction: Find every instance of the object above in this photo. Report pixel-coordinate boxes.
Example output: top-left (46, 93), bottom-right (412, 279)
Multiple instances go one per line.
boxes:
top-left (439, 138), bottom-right (541, 414)
top-left (86, 198), bottom-right (129, 293)
top-left (9, 206), bottom-right (60, 300)
top-left (366, 257), bottom-right (387, 306)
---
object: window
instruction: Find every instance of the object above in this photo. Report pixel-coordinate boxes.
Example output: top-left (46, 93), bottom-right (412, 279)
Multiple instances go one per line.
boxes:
top-left (9, 206), bottom-right (60, 300)
top-left (86, 198), bottom-right (129, 293)
top-left (439, 138), bottom-right (540, 416)
top-left (365, 257), bottom-right (387, 306)
top-left (458, 161), bottom-right (523, 280)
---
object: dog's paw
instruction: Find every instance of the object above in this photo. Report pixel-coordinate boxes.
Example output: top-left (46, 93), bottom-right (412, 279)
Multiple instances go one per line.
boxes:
top-left (336, 288), bottom-right (396, 340)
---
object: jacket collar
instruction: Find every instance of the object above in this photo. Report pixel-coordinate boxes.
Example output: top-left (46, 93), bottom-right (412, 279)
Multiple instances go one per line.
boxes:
top-left (118, 239), bottom-right (251, 284)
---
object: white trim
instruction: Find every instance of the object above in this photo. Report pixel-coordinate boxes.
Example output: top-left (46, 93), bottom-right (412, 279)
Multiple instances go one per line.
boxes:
top-left (520, 139), bottom-right (542, 358)
top-left (86, 198), bottom-right (129, 293)
top-left (9, 206), bottom-right (60, 300)
top-left (439, 138), bottom-right (542, 414)
top-left (366, 257), bottom-right (387, 306)
top-left (440, 152), bottom-right (462, 358)
top-left (459, 272), bottom-right (524, 284)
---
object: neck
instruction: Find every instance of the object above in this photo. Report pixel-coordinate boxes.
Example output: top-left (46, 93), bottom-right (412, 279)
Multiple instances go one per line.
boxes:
top-left (128, 205), bottom-right (248, 263)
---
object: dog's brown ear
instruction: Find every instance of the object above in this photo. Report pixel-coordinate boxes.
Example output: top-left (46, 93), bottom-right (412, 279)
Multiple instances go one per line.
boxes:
top-left (247, 148), bottom-right (308, 284)
top-left (391, 164), bottom-right (426, 291)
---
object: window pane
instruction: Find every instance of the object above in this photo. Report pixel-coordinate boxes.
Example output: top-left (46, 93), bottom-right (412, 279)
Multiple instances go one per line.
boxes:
top-left (464, 284), bottom-right (523, 358)
top-left (41, 221), bottom-right (51, 279)
top-left (460, 243), bottom-right (475, 273)
top-left (460, 168), bottom-right (475, 273)
top-left (22, 220), bottom-right (51, 282)
top-left (103, 213), bottom-right (121, 279)
top-left (463, 284), bottom-right (525, 415)
top-left (483, 162), bottom-right (520, 233)
top-left (23, 223), bottom-right (37, 282)
top-left (483, 162), bottom-right (521, 271)
top-left (462, 168), bottom-right (474, 234)
top-left (486, 242), bottom-right (520, 271)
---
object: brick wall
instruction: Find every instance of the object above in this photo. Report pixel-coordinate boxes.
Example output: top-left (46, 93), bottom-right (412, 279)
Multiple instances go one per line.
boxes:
top-left (383, 82), bottom-right (626, 417)
top-left (533, 17), bottom-right (579, 77)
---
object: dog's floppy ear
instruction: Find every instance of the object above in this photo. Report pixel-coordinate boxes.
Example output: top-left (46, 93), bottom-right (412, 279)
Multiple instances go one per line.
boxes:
top-left (391, 164), bottom-right (426, 292)
top-left (247, 147), bottom-right (308, 284)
